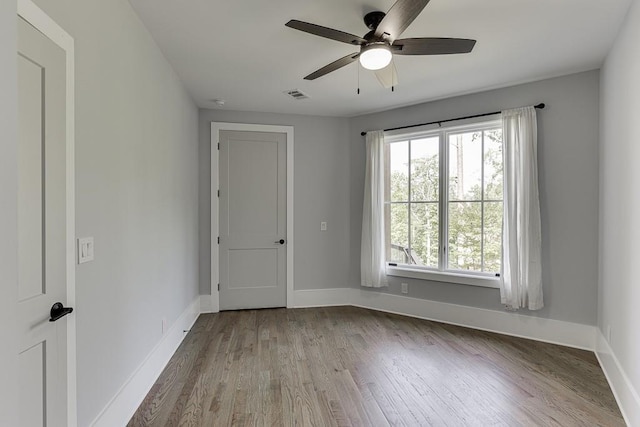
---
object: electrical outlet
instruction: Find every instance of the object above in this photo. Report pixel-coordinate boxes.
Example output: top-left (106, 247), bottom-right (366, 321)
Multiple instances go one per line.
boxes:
top-left (162, 317), bottom-right (167, 335)
top-left (401, 283), bottom-right (409, 294)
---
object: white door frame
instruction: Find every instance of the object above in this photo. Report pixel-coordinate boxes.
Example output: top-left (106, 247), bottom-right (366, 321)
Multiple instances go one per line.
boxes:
top-left (211, 122), bottom-right (294, 310)
top-left (17, 1), bottom-right (77, 425)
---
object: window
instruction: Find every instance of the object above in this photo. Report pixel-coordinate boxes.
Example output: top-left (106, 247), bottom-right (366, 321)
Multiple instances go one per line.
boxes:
top-left (384, 119), bottom-right (503, 287)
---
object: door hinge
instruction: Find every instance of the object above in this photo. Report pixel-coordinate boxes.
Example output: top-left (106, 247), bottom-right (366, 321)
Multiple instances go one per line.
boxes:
top-left (217, 142), bottom-right (220, 150)
top-left (217, 189), bottom-right (220, 197)
top-left (217, 236), bottom-right (220, 244)
top-left (217, 283), bottom-right (220, 291)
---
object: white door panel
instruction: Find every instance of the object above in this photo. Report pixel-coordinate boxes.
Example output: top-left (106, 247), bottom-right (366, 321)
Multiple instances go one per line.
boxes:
top-left (18, 52), bottom-right (44, 302)
top-left (219, 130), bottom-right (287, 310)
top-left (227, 138), bottom-right (279, 235)
top-left (228, 248), bottom-right (278, 289)
top-left (18, 15), bottom-right (69, 427)
top-left (19, 342), bottom-right (46, 427)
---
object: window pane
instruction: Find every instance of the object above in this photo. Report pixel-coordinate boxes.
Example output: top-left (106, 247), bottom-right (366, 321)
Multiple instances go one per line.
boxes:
top-left (410, 203), bottom-right (439, 268)
top-left (483, 201), bottom-right (502, 273)
top-left (387, 203), bottom-right (409, 264)
top-left (387, 141), bottom-right (408, 202)
top-left (484, 129), bottom-right (503, 200)
top-left (448, 201), bottom-right (482, 271)
top-left (448, 132), bottom-right (482, 201)
top-left (410, 137), bottom-right (439, 202)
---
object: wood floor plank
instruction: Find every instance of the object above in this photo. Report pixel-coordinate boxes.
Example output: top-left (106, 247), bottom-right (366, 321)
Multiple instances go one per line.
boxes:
top-left (130, 306), bottom-right (625, 426)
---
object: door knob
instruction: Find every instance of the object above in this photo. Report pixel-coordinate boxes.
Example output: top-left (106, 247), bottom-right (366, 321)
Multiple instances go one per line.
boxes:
top-left (49, 302), bottom-right (73, 322)
top-left (275, 239), bottom-right (285, 244)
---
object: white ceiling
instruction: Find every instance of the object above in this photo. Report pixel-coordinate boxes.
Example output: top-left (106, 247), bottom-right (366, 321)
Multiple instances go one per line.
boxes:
top-left (128, 0), bottom-right (631, 117)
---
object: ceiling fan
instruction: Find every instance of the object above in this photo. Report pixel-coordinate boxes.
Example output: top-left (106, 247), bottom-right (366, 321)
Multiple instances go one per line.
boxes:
top-left (285, 0), bottom-right (476, 88)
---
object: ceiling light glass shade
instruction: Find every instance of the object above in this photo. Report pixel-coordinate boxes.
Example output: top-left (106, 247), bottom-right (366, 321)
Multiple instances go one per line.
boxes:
top-left (359, 45), bottom-right (392, 70)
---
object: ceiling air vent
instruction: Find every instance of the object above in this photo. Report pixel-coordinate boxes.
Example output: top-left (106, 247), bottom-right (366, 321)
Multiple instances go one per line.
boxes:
top-left (284, 89), bottom-right (310, 100)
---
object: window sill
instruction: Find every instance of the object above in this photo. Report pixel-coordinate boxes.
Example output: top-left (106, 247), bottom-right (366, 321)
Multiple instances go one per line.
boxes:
top-left (386, 265), bottom-right (501, 289)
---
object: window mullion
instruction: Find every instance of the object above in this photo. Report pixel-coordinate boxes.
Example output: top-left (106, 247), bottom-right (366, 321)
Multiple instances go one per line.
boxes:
top-left (440, 130), bottom-right (447, 272)
top-left (480, 131), bottom-right (485, 272)
top-left (407, 140), bottom-right (412, 261)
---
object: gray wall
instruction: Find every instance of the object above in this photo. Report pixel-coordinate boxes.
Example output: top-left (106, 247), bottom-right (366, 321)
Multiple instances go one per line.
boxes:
top-left (600, 0), bottom-right (640, 402)
top-left (201, 72), bottom-right (600, 327)
top-left (199, 110), bottom-right (350, 294)
top-left (349, 71), bottom-right (601, 325)
top-left (28, 0), bottom-right (200, 425)
top-left (0, 1), bottom-right (19, 425)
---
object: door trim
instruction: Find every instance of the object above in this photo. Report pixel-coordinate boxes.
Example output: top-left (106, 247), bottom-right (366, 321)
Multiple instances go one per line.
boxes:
top-left (211, 123), bottom-right (294, 309)
top-left (17, 1), bottom-right (77, 425)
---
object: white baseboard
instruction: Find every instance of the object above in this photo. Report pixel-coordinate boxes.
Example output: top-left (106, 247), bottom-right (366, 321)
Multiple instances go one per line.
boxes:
top-left (350, 289), bottom-right (596, 350)
top-left (200, 294), bottom-right (219, 313)
top-left (294, 288), bottom-right (596, 351)
top-left (595, 331), bottom-right (640, 427)
top-left (90, 297), bottom-right (201, 427)
top-left (294, 288), bottom-right (351, 308)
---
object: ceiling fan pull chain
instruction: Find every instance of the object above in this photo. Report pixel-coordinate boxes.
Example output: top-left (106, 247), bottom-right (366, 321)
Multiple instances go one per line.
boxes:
top-left (391, 58), bottom-right (395, 92)
top-left (357, 62), bottom-right (361, 94)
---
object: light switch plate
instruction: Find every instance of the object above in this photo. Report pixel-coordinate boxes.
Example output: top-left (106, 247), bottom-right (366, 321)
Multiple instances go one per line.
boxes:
top-left (78, 237), bottom-right (94, 264)
top-left (320, 221), bottom-right (327, 231)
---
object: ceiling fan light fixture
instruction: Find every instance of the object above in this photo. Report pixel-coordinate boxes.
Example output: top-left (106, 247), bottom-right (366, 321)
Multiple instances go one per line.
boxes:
top-left (359, 44), bottom-right (392, 70)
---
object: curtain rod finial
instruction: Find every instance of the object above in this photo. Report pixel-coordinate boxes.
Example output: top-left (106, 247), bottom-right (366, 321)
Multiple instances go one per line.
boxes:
top-left (361, 131), bottom-right (367, 136)
top-left (535, 103), bottom-right (545, 109)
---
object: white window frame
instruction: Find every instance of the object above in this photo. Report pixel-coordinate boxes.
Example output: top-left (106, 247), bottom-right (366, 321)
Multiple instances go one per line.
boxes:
top-left (384, 116), bottom-right (502, 288)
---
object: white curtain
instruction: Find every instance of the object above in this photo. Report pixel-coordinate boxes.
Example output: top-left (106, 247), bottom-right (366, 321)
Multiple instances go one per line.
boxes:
top-left (501, 106), bottom-right (543, 310)
top-left (361, 130), bottom-right (388, 288)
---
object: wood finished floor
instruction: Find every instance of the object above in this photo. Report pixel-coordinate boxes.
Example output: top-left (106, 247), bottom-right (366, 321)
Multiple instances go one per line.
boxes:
top-left (129, 306), bottom-right (624, 426)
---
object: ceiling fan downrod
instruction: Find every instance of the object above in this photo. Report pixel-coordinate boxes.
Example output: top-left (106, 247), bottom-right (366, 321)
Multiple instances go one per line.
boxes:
top-left (363, 11), bottom-right (386, 31)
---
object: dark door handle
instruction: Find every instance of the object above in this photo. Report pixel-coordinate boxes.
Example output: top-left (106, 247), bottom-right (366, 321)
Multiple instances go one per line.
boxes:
top-left (49, 302), bottom-right (73, 322)
top-left (275, 239), bottom-right (285, 245)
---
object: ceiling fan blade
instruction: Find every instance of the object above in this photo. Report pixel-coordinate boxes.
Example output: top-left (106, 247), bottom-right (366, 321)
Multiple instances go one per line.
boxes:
top-left (374, 0), bottom-right (431, 43)
top-left (392, 38), bottom-right (476, 55)
top-left (374, 62), bottom-right (399, 89)
top-left (286, 20), bottom-right (366, 45)
top-left (304, 52), bottom-right (360, 80)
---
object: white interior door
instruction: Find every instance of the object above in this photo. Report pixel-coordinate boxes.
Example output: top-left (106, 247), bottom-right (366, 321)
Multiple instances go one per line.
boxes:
top-left (17, 14), bottom-right (70, 427)
top-left (219, 130), bottom-right (287, 310)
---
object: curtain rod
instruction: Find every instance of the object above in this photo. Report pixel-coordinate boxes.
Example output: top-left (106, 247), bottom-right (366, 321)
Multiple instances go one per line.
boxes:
top-left (360, 103), bottom-right (545, 137)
